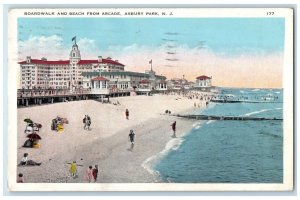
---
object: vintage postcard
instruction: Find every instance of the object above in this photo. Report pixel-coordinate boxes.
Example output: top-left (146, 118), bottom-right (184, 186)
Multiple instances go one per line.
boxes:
top-left (7, 8), bottom-right (294, 191)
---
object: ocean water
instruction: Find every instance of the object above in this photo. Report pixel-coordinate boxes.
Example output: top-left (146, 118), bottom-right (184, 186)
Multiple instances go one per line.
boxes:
top-left (154, 88), bottom-right (283, 183)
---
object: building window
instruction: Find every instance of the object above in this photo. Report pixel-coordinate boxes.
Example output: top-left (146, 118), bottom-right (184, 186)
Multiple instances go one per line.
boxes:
top-left (73, 53), bottom-right (75, 57)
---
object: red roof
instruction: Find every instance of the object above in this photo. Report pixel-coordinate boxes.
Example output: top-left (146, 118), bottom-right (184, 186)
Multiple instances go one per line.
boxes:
top-left (18, 59), bottom-right (70, 65)
top-left (77, 59), bottom-right (125, 66)
top-left (91, 76), bottom-right (109, 81)
top-left (139, 79), bottom-right (150, 84)
top-left (196, 75), bottom-right (211, 80)
top-left (18, 58), bottom-right (124, 66)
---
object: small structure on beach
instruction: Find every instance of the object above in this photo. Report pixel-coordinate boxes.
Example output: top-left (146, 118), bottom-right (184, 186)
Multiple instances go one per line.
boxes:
top-left (194, 75), bottom-right (212, 91)
top-left (136, 79), bottom-right (152, 95)
top-left (90, 76), bottom-right (110, 95)
top-left (156, 80), bottom-right (168, 91)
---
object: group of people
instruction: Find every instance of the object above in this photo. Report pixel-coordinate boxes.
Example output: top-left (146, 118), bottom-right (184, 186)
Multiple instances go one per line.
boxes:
top-left (23, 118), bottom-right (42, 148)
top-left (18, 98), bottom-right (180, 183)
top-left (165, 110), bottom-right (172, 115)
top-left (69, 161), bottom-right (98, 182)
top-left (51, 116), bottom-right (68, 132)
top-left (84, 165), bottom-right (99, 183)
top-left (83, 115), bottom-right (92, 130)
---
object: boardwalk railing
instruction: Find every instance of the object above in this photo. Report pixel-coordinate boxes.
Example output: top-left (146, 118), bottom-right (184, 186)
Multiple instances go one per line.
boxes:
top-left (17, 89), bottom-right (92, 98)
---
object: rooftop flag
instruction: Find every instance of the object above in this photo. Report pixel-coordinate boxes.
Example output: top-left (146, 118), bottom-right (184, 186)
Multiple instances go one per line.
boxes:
top-left (72, 36), bottom-right (76, 42)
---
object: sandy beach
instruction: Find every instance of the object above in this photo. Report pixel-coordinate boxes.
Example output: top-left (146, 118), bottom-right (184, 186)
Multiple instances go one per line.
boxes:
top-left (17, 93), bottom-right (209, 183)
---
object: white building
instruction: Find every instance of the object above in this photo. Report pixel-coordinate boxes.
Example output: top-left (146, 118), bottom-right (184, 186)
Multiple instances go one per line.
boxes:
top-left (18, 41), bottom-right (125, 89)
top-left (90, 76), bottom-right (110, 95)
top-left (81, 71), bottom-right (166, 94)
top-left (194, 75), bottom-right (212, 88)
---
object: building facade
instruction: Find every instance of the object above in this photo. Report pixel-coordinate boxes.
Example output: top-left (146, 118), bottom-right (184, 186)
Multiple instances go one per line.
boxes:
top-left (18, 42), bottom-right (125, 89)
top-left (81, 71), bottom-right (166, 94)
top-left (194, 75), bottom-right (212, 88)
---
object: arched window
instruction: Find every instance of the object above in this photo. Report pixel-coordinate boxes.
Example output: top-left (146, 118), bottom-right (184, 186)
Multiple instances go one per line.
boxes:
top-left (73, 52), bottom-right (75, 57)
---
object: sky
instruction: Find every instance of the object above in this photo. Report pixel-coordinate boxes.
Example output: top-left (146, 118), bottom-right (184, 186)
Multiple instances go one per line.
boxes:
top-left (18, 18), bottom-right (285, 88)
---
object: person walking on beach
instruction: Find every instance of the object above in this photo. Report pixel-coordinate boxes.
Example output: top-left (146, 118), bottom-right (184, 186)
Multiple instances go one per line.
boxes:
top-left (83, 115), bottom-right (87, 130)
top-left (128, 129), bottom-right (135, 150)
top-left (125, 109), bottom-right (129, 120)
top-left (86, 115), bottom-right (91, 130)
top-left (171, 121), bottom-right (176, 137)
top-left (92, 165), bottom-right (98, 182)
top-left (84, 166), bottom-right (93, 183)
top-left (69, 161), bottom-right (77, 178)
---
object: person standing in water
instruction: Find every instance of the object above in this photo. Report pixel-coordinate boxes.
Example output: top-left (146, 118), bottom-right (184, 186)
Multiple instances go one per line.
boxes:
top-left (128, 129), bottom-right (135, 150)
top-left (171, 121), bottom-right (176, 137)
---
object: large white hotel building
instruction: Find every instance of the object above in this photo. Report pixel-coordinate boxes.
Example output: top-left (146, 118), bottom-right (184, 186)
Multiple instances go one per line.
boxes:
top-left (18, 42), bottom-right (126, 89)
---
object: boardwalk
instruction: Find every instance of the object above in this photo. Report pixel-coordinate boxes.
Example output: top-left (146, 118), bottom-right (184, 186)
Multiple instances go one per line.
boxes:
top-left (17, 88), bottom-right (132, 107)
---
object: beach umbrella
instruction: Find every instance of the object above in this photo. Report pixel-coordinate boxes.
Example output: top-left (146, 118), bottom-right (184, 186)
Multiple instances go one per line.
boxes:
top-left (24, 118), bottom-right (33, 124)
top-left (26, 133), bottom-right (42, 140)
top-left (33, 123), bottom-right (42, 128)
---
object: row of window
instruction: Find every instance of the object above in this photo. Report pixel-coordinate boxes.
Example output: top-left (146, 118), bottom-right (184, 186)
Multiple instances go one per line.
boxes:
top-left (22, 81), bottom-right (35, 84)
top-left (21, 73), bottom-right (33, 76)
top-left (49, 82), bottom-right (67, 85)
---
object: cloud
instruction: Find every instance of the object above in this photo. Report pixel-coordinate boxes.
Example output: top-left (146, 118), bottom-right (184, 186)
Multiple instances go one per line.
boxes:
top-left (76, 38), bottom-right (100, 58)
top-left (113, 44), bottom-right (283, 88)
top-left (18, 35), bottom-right (100, 60)
top-left (18, 35), bottom-right (66, 60)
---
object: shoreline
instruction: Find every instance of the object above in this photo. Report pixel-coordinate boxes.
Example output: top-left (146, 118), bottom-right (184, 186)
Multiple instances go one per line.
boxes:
top-left (17, 93), bottom-right (209, 183)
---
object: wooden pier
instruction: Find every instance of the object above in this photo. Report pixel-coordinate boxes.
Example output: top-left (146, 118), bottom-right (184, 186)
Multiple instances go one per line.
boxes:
top-left (210, 99), bottom-right (282, 104)
top-left (176, 114), bottom-right (283, 121)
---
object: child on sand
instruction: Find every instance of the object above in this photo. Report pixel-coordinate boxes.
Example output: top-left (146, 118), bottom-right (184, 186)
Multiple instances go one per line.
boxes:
top-left (92, 165), bottom-right (98, 182)
top-left (17, 173), bottom-right (24, 183)
top-left (84, 166), bottom-right (93, 183)
top-left (69, 161), bottom-right (77, 178)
